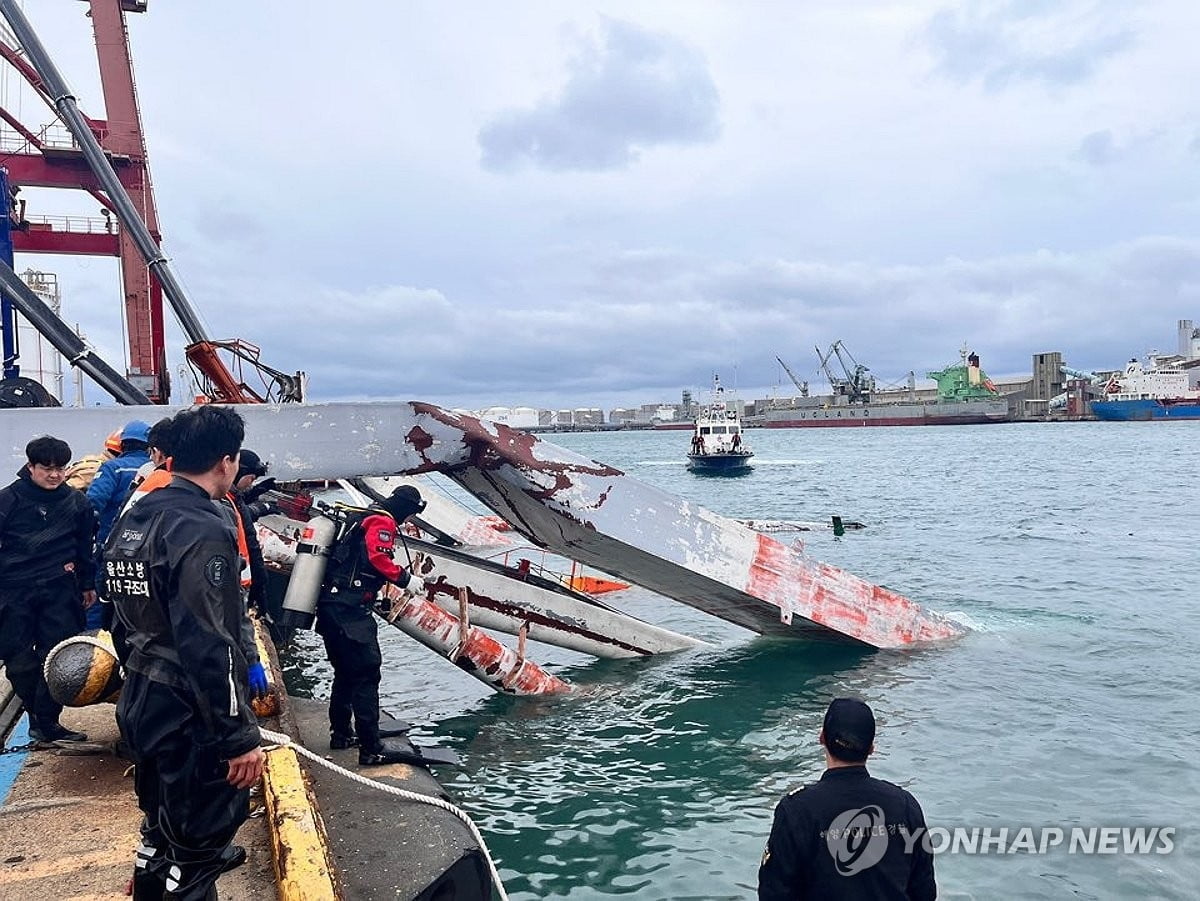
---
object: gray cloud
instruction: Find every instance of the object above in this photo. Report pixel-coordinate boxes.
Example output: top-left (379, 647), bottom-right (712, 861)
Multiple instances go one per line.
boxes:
top-left (181, 237), bottom-right (1200, 411)
top-left (1077, 129), bottom-right (1116, 165)
top-left (478, 19), bottom-right (720, 172)
top-left (925, 1), bottom-right (1135, 90)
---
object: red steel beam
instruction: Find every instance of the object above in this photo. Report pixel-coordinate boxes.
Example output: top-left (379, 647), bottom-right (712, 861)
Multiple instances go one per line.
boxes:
top-left (1, 2), bottom-right (167, 399)
top-left (12, 229), bottom-right (120, 256)
top-left (2, 153), bottom-right (106, 191)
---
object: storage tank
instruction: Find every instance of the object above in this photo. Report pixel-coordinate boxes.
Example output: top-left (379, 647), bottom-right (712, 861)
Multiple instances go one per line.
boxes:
top-left (511, 406), bottom-right (539, 429)
top-left (16, 270), bottom-right (64, 403)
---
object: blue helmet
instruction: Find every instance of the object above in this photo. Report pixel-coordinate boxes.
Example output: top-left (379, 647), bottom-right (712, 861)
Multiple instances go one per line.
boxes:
top-left (121, 420), bottom-right (151, 443)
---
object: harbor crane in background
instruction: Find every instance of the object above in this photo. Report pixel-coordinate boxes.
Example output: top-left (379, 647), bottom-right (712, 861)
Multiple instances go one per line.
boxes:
top-left (815, 340), bottom-right (875, 403)
top-left (0, 0), bottom-right (302, 406)
top-left (774, 355), bottom-right (809, 397)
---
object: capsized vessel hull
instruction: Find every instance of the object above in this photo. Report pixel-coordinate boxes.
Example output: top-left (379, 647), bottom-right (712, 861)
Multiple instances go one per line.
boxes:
top-left (1, 401), bottom-right (966, 649)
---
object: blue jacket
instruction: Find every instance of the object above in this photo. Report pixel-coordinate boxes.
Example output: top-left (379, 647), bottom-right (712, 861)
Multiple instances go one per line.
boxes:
top-left (88, 449), bottom-right (151, 542)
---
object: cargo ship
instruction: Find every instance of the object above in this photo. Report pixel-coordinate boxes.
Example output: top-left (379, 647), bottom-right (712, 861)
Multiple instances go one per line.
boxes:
top-left (1090, 355), bottom-right (1200, 421)
top-left (759, 345), bottom-right (1009, 428)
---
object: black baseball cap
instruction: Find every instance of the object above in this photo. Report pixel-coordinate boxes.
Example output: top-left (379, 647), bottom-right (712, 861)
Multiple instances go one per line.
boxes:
top-left (380, 484), bottom-right (426, 521)
top-left (823, 698), bottom-right (875, 762)
top-left (237, 448), bottom-right (268, 482)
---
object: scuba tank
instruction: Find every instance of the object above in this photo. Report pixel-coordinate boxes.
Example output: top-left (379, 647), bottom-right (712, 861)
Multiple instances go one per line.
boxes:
top-left (279, 513), bottom-right (338, 633)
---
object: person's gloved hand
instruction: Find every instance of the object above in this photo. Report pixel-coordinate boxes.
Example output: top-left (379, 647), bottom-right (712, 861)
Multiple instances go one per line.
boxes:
top-left (242, 477), bottom-right (277, 504)
top-left (245, 499), bottom-right (279, 520)
top-left (247, 662), bottom-right (269, 699)
top-left (403, 573), bottom-right (426, 598)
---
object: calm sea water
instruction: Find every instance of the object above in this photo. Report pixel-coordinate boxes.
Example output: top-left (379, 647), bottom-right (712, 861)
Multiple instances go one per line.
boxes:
top-left (292, 422), bottom-right (1199, 900)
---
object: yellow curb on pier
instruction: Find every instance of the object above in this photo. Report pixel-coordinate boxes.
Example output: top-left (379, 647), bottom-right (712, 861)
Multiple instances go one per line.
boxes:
top-left (262, 744), bottom-right (338, 900)
top-left (252, 615), bottom-right (339, 900)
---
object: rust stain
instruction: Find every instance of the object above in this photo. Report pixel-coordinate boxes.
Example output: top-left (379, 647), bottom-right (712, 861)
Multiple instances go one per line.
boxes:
top-left (426, 579), bottom-right (649, 655)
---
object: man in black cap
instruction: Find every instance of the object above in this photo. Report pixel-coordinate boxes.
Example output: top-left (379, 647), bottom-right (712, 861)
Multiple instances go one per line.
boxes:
top-left (315, 485), bottom-right (427, 765)
top-left (758, 698), bottom-right (936, 899)
top-left (0, 435), bottom-right (97, 744)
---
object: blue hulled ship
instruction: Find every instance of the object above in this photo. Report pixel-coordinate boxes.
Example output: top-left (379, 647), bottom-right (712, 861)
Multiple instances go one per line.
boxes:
top-left (1091, 356), bottom-right (1200, 421)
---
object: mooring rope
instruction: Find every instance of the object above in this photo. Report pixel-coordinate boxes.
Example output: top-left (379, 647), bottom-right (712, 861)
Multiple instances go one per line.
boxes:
top-left (42, 633), bottom-right (115, 682)
top-left (39, 640), bottom-right (509, 897)
top-left (258, 727), bottom-right (509, 901)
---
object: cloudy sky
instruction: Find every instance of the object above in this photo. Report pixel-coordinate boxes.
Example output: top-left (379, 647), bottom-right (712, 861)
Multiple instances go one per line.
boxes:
top-left (6, 0), bottom-right (1200, 409)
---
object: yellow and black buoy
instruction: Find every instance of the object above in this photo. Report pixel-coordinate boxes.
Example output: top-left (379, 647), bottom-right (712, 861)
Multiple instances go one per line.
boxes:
top-left (44, 630), bottom-right (123, 707)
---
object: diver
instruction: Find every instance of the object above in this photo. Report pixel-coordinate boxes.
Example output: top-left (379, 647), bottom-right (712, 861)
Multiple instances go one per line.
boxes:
top-left (315, 485), bottom-right (428, 765)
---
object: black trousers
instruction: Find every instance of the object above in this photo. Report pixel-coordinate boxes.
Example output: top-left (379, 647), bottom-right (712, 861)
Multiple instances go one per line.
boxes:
top-left (315, 601), bottom-right (383, 750)
top-left (117, 672), bottom-right (249, 901)
top-left (0, 575), bottom-right (85, 729)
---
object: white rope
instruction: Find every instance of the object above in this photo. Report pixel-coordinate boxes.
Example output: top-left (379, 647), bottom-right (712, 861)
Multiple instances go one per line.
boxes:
top-left (42, 633), bottom-right (115, 683)
top-left (38, 641), bottom-right (508, 897)
top-left (258, 727), bottom-right (509, 901)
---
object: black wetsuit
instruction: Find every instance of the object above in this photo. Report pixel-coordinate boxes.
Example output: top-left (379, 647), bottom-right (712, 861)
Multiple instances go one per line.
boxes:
top-left (315, 509), bottom-right (414, 752)
top-left (105, 477), bottom-right (259, 901)
top-left (758, 765), bottom-right (937, 900)
top-left (0, 466), bottom-right (96, 733)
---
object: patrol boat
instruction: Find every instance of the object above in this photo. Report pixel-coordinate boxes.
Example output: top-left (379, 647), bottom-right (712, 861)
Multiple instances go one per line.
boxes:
top-left (686, 376), bottom-right (754, 474)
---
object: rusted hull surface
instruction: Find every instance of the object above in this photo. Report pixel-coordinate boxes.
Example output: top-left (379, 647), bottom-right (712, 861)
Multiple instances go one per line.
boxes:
top-left (377, 586), bottom-right (571, 695)
top-left (3, 402), bottom-right (967, 649)
top-left (413, 552), bottom-right (703, 658)
top-left (258, 521), bottom-right (702, 659)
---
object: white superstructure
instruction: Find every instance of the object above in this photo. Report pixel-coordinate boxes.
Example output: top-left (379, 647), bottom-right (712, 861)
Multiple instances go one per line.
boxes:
top-left (1103, 355), bottom-right (1200, 402)
top-left (16, 270), bottom-right (65, 402)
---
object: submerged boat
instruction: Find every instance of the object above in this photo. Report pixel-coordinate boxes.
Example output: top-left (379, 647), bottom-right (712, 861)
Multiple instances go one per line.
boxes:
top-left (761, 345), bottom-right (1009, 428)
top-left (687, 376), bottom-right (753, 473)
top-left (1091, 355), bottom-right (1200, 421)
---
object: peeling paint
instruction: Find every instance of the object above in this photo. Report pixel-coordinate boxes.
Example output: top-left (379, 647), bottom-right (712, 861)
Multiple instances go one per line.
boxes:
top-left (2, 401), bottom-right (968, 650)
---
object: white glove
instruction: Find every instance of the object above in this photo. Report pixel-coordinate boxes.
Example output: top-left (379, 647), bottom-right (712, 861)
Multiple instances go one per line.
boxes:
top-left (403, 573), bottom-right (426, 598)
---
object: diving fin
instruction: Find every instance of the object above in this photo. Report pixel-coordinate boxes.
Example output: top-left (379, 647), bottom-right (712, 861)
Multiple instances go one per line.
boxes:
top-left (407, 744), bottom-right (461, 766)
top-left (378, 713), bottom-right (414, 737)
top-left (361, 741), bottom-right (461, 768)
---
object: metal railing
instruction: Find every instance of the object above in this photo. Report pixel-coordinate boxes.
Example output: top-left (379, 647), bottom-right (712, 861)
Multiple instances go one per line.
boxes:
top-left (0, 123), bottom-right (78, 153)
top-left (23, 214), bottom-right (118, 235)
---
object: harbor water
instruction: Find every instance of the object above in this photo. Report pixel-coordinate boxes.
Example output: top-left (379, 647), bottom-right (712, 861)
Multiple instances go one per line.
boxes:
top-left (289, 422), bottom-right (1199, 899)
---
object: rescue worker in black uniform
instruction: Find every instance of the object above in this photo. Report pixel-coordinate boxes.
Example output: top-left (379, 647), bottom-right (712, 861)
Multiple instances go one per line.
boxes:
top-left (758, 698), bottom-right (937, 900)
top-left (105, 406), bottom-right (264, 901)
top-left (316, 485), bottom-right (426, 765)
top-left (0, 435), bottom-right (97, 744)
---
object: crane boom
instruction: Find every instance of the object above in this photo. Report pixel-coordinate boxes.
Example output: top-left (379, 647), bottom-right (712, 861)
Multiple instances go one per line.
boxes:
top-left (0, 0), bottom-right (303, 404)
top-left (0, 259), bottom-right (149, 404)
top-left (0, 0), bottom-right (207, 343)
top-left (775, 355), bottom-right (808, 396)
top-left (813, 340), bottom-right (874, 402)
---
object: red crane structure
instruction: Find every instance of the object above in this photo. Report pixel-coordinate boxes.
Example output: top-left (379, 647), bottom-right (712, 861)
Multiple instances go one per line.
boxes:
top-left (0, 0), bottom-right (167, 400)
top-left (0, 0), bottom-right (302, 405)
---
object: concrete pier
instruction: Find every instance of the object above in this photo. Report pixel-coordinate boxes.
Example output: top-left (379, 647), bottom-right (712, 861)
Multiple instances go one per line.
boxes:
top-left (2, 658), bottom-right (492, 900)
top-left (0, 691), bottom-right (275, 900)
top-left (287, 698), bottom-right (491, 900)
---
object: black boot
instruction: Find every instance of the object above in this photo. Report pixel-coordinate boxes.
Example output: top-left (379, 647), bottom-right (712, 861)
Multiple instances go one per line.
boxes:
top-left (219, 845), bottom-right (247, 872)
top-left (132, 868), bottom-right (166, 900)
top-left (29, 721), bottom-right (88, 743)
top-left (329, 731), bottom-right (357, 750)
top-left (358, 743), bottom-right (411, 766)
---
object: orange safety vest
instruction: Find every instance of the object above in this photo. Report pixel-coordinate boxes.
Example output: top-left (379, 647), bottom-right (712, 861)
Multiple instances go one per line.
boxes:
top-left (120, 462), bottom-right (174, 517)
top-left (225, 492), bottom-right (253, 589)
